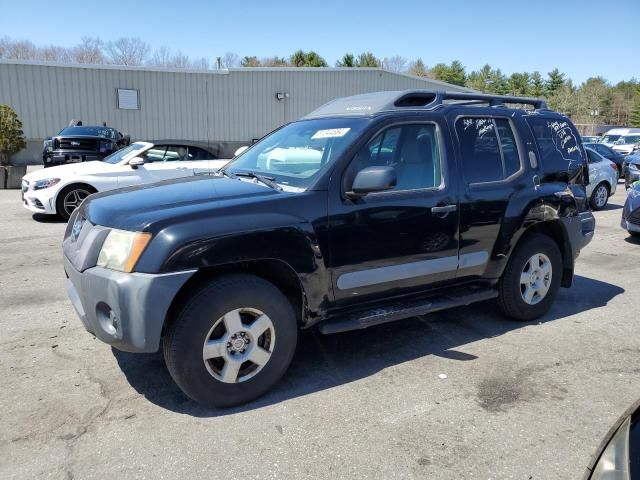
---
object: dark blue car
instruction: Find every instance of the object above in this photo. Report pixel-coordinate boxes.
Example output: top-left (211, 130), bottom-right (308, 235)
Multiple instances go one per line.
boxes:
top-left (622, 181), bottom-right (640, 238)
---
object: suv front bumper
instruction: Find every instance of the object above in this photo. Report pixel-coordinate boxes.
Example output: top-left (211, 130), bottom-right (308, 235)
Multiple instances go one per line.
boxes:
top-left (64, 256), bottom-right (195, 353)
top-left (44, 150), bottom-right (108, 167)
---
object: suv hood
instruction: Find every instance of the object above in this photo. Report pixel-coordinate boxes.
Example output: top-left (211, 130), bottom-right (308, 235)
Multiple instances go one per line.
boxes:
top-left (80, 175), bottom-right (284, 232)
top-left (23, 161), bottom-right (116, 182)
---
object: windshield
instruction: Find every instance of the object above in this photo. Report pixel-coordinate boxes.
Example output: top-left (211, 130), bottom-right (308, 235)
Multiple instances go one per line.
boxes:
top-left (616, 135), bottom-right (640, 145)
top-left (224, 118), bottom-right (369, 189)
top-left (59, 126), bottom-right (116, 139)
top-left (102, 143), bottom-right (146, 164)
top-left (601, 134), bottom-right (621, 143)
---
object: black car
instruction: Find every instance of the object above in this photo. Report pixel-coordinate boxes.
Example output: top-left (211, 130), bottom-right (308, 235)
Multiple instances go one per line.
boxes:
top-left (63, 90), bottom-right (595, 407)
top-left (584, 142), bottom-right (626, 175)
top-left (43, 122), bottom-right (130, 167)
top-left (622, 182), bottom-right (640, 238)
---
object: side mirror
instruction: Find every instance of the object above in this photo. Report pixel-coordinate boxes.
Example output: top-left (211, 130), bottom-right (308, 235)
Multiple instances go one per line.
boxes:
top-left (346, 166), bottom-right (397, 198)
top-left (129, 156), bottom-right (145, 169)
top-left (234, 146), bottom-right (249, 157)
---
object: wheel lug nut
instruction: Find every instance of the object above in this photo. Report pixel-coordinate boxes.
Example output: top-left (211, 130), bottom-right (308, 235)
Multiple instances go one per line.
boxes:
top-left (244, 338), bottom-right (249, 344)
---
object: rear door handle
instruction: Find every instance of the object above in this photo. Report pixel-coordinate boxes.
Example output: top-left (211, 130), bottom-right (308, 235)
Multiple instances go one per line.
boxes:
top-left (432, 205), bottom-right (457, 214)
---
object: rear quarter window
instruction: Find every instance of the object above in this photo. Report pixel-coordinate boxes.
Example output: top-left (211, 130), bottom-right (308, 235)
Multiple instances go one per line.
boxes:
top-left (525, 116), bottom-right (587, 184)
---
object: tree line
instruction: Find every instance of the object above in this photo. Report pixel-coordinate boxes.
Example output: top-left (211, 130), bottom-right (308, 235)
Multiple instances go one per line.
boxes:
top-left (1, 36), bottom-right (638, 127)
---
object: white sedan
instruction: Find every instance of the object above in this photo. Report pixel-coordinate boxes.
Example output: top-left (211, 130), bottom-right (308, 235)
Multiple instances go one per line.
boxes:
top-left (21, 141), bottom-right (229, 220)
top-left (585, 146), bottom-right (618, 210)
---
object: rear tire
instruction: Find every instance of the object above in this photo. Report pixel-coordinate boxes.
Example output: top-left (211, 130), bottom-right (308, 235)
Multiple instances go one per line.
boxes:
top-left (497, 233), bottom-right (562, 322)
top-left (589, 182), bottom-right (609, 211)
top-left (163, 274), bottom-right (297, 408)
top-left (55, 184), bottom-right (96, 221)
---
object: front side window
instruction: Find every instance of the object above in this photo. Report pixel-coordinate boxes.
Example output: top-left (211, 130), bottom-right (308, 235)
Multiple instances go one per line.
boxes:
top-left (225, 118), bottom-right (369, 189)
top-left (347, 123), bottom-right (442, 191)
top-left (143, 146), bottom-right (168, 163)
top-left (455, 117), bottom-right (522, 184)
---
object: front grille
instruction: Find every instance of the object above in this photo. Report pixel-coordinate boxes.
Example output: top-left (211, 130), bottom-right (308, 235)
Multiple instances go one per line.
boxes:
top-left (56, 137), bottom-right (99, 151)
top-left (629, 209), bottom-right (640, 226)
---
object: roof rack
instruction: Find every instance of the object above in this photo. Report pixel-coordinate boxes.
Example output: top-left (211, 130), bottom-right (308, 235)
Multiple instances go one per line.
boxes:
top-left (431, 91), bottom-right (548, 110)
top-left (304, 90), bottom-right (548, 119)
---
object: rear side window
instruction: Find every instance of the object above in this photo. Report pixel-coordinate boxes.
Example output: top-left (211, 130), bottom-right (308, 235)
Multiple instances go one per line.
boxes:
top-left (525, 116), bottom-right (586, 175)
top-left (454, 117), bottom-right (522, 184)
top-left (188, 147), bottom-right (216, 160)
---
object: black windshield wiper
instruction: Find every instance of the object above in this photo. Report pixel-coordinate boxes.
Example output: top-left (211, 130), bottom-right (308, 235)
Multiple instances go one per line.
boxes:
top-left (219, 170), bottom-right (236, 179)
top-left (234, 171), bottom-right (282, 191)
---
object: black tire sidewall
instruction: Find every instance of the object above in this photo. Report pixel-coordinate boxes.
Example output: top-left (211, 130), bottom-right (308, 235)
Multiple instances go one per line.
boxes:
top-left (164, 274), bottom-right (298, 408)
top-left (55, 185), bottom-right (93, 220)
top-left (499, 233), bottom-right (562, 321)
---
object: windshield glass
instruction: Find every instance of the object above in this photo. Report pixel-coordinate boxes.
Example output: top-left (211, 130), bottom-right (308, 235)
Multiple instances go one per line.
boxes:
top-left (59, 126), bottom-right (116, 139)
top-left (601, 134), bottom-right (621, 143)
top-left (618, 135), bottom-right (640, 145)
top-left (224, 118), bottom-right (369, 189)
top-left (102, 143), bottom-right (146, 164)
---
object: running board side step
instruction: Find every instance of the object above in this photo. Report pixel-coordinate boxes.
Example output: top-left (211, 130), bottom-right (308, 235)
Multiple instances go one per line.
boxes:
top-left (318, 287), bottom-right (498, 334)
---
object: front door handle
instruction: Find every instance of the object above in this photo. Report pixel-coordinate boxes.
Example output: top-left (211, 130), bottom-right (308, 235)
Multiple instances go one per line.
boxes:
top-left (432, 204), bottom-right (457, 214)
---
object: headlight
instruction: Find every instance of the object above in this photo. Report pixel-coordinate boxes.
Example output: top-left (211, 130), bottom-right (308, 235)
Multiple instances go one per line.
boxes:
top-left (97, 229), bottom-right (152, 272)
top-left (590, 416), bottom-right (630, 480)
top-left (629, 163), bottom-right (640, 172)
top-left (33, 178), bottom-right (60, 190)
top-left (42, 139), bottom-right (52, 150)
top-left (99, 140), bottom-right (113, 153)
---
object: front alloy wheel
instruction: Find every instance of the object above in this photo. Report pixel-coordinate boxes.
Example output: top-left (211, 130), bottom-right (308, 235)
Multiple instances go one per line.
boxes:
top-left (203, 308), bottom-right (276, 383)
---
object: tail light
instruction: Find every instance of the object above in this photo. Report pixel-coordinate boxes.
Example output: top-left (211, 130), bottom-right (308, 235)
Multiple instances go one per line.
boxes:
top-left (610, 161), bottom-right (618, 172)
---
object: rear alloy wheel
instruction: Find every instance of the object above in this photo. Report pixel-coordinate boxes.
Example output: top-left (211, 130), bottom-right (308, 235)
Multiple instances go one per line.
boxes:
top-left (590, 183), bottom-right (609, 211)
top-left (164, 274), bottom-right (297, 408)
top-left (56, 185), bottom-right (94, 220)
top-left (498, 233), bottom-right (562, 321)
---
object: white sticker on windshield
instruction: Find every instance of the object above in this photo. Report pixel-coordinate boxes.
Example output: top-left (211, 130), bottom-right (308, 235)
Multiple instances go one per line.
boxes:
top-left (311, 128), bottom-right (351, 139)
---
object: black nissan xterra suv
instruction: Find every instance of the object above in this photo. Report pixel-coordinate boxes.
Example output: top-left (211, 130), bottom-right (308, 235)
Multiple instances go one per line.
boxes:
top-left (63, 91), bottom-right (595, 407)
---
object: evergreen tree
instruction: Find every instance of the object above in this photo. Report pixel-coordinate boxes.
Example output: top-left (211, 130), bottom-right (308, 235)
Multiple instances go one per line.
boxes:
top-left (355, 52), bottom-right (381, 67)
top-left (530, 71), bottom-right (545, 97)
top-left (289, 50), bottom-right (327, 67)
top-left (630, 86), bottom-right (640, 127)
top-left (336, 53), bottom-right (355, 67)
top-left (545, 68), bottom-right (565, 96)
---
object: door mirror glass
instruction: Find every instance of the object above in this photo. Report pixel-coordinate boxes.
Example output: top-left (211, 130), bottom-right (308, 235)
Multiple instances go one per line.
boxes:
top-left (234, 146), bottom-right (249, 157)
top-left (348, 166), bottom-right (397, 197)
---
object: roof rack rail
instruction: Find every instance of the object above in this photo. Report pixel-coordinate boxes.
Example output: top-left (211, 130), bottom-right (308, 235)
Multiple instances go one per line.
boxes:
top-left (432, 91), bottom-right (548, 110)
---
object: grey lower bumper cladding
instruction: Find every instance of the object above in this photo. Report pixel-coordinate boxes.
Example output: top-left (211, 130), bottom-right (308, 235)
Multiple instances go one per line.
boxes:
top-left (64, 256), bottom-right (195, 353)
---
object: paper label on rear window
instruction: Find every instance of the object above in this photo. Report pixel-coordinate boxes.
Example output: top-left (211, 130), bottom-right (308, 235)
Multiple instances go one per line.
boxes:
top-left (311, 128), bottom-right (351, 139)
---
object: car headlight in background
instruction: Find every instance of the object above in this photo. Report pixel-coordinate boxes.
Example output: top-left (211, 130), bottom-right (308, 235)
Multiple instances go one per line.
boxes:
top-left (97, 229), bottom-right (152, 272)
top-left (33, 178), bottom-right (60, 190)
top-left (99, 140), bottom-right (113, 153)
top-left (42, 139), bottom-right (52, 150)
top-left (590, 416), bottom-right (630, 480)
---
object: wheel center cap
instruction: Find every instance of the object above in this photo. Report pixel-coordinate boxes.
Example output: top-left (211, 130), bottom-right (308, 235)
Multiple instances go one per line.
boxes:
top-left (230, 337), bottom-right (246, 352)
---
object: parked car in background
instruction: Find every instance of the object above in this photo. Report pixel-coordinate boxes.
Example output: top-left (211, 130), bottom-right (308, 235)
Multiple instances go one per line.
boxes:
top-left (600, 128), bottom-right (640, 156)
top-left (584, 142), bottom-right (626, 175)
top-left (621, 181), bottom-right (640, 238)
top-left (62, 90), bottom-right (595, 407)
top-left (23, 141), bottom-right (227, 220)
top-left (585, 147), bottom-right (618, 210)
top-left (581, 135), bottom-right (601, 143)
top-left (624, 153), bottom-right (640, 188)
top-left (43, 122), bottom-right (130, 167)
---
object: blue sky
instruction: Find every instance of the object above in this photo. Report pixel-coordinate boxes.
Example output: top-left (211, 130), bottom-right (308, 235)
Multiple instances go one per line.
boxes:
top-left (2, 0), bottom-right (638, 84)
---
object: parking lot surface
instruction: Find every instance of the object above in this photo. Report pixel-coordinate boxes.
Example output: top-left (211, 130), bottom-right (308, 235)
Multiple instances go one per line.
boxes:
top-left (1, 184), bottom-right (639, 480)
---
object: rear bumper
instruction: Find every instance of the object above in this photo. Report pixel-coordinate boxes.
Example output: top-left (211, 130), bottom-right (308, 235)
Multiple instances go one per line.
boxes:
top-left (563, 211), bottom-right (595, 258)
top-left (64, 256), bottom-right (195, 353)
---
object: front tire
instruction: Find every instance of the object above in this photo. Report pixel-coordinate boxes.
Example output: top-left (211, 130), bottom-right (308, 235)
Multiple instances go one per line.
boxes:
top-left (498, 233), bottom-right (562, 322)
top-left (590, 182), bottom-right (609, 210)
top-left (163, 274), bottom-right (298, 408)
top-left (55, 184), bottom-right (95, 220)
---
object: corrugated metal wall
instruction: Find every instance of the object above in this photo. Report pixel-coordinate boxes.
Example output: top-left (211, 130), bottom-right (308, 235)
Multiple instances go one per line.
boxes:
top-left (0, 61), bottom-right (467, 143)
